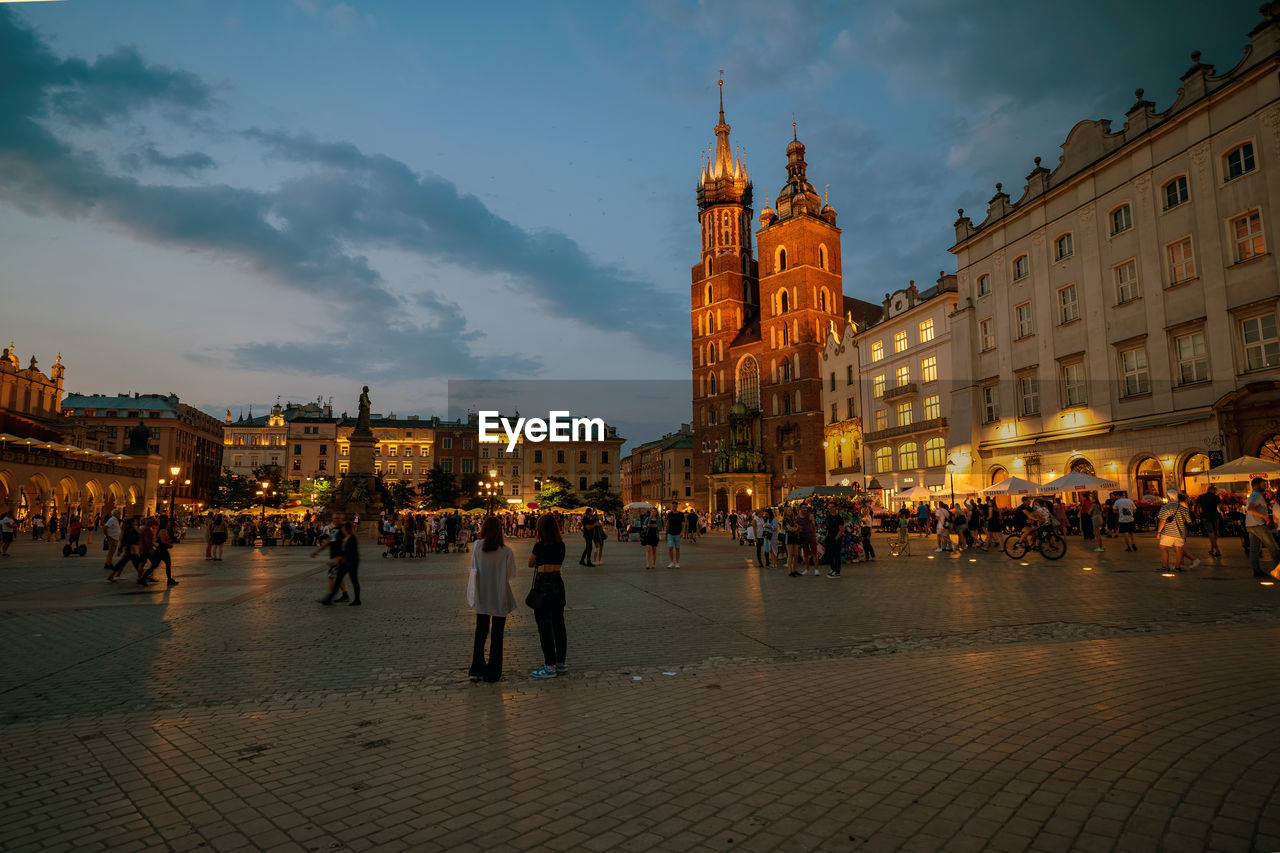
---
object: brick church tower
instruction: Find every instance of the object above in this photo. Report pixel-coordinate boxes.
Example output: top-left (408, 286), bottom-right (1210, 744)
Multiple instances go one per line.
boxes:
top-left (690, 85), bottom-right (844, 513)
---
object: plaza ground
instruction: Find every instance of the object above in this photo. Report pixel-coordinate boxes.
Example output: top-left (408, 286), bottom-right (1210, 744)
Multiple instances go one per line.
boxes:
top-left (0, 529), bottom-right (1277, 852)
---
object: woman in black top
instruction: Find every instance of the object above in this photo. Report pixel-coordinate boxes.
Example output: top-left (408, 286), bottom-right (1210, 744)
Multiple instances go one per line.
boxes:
top-left (529, 514), bottom-right (568, 678)
top-left (319, 522), bottom-right (361, 606)
top-left (579, 510), bottom-right (597, 567)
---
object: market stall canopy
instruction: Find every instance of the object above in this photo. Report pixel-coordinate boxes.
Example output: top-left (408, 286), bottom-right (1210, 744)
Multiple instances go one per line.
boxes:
top-left (1189, 455), bottom-right (1280, 483)
top-left (981, 476), bottom-right (1045, 496)
top-left (785, 485), bottom-right (857, 502)
top-left (890, 485), bottom-right (934, 502)
top-left (1040, 472), bottom-right (1119, 492)
top-left (624, 501), bottom-right (653, 510)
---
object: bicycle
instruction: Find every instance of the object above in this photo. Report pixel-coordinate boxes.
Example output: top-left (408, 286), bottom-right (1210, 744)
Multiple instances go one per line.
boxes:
top-left (1004, 524), bottom-right (1067, 560)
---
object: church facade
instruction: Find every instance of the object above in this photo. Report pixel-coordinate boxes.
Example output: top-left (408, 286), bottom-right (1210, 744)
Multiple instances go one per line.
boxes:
top-left (690, 85), bottom-right (853, 512)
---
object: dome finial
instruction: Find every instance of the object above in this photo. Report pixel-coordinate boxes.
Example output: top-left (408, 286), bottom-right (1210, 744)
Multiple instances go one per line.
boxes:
top-left (718, 70), bottom-right (725, 123)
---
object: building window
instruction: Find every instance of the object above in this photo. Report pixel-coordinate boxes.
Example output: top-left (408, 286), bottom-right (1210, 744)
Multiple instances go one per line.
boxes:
top-left (846, 396), bottom-right (856, 419)
top-left (442, 437), bottom-right (452, 450)
top-left (233, 454), bottom-right (242, 468)
top-left (924, 437), bottom-right (946, 468)
top-left (819, 244), bottom-right (828, 270)
top-left (980, 318), bottom-right (996, 352)
top-left (1226, 142), bottom-right (1256, 180)
top-left (480, 446), bottom-right (489, 458)
top-left (388, 445), bottom-right (397, 457)
top-left (871, 341), bottom-right (884, 362)
top-left (977, 274), bottom-right (990, 296)
top-left (829, 372), bottom-right (836, 392)
top-left (387, 463), bottom-right (397, 475)
top-left (1174, 331), bottom-right (1208, 385)
top-left (895, 365), bottom-right (910, 387)
top-left (1120, 347), bottom-right (1150, 397)
top-left (1231, 210), bottom-right (1265, 262)
top-left (533, 449), bottom-right (543, 463)
top-left (292, 459), bottom-right (301, 471)
top-left (896, 401), bottom-right (912, 427)
top-left (556, 449), bottom-right (565, 464)
top-left (829, 402), bottom-right (838, 423)
top-left (777, 247), bottom-right (787, 272)
top-left (318, 459), bottom-right (326, 471)
top-left (339, 462), bottom-right (349, 474)
top-left (874, 409), bottom-right (887, 431)
top-left (846, 365), bottom-right (854, 385)
top-left (1019, 376), bottom-right (1040, 416)
top-left (1012, 255), bottom-right (1029, 280)
top-left (1054, 233), bottom-right (1073, 260)
top-left (1015, 302), bottom-right (1034, 339)
top-left (600, 450), bottom-right (609, 463)
top-left (893, 330), bottom-right (908, 353)
top-left (461, 459), bottom-right (473, 474)
top-left (1164, 176), bottom-right (1189, 209)
top-left (1110, 204), bottom-right (1132, 235)
top-left (898, 442), bottom-right (918, 469)
top-left (463, 437), bottom-right (473, 449)
top-left (921, 355), bottom-right (937, 383)
top-left (578, 477), bottom-right (588, 491)
top-left (1058, 285), bottom-right (1079, 324)
top-left (1243, 314), bottom-right (1280, 371)
top-left (1115, 260), bottom-right (1139, 303)
top-left (919, 319), bottom-right (935, 343)
top-left (1167, 237), bottom-right (1196, 284)
top-left (875, 446), bottom-right (892, 473)
top-left (1062, 363), bottom-right (1086, 407)
top-left (873, 374), bottom-right (886, 398)
top-left (923, 395), bottom-right (940, 420)
top-left (982, 385), bottom-right (999, 424)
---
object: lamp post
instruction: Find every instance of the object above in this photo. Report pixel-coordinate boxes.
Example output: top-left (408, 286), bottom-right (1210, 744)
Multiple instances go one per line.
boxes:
top-left (946, 459), bottom-right (956, 506)
top-left (483, 468), bottom-right (504, 516)
top-left (259, 481), bottom-right (272, 524)
top-left (168, 466), bottom-right (181, 518)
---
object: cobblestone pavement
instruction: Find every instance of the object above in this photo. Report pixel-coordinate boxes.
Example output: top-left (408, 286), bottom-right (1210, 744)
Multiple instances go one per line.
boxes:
top-left (1, 531), bottom-right (1278, 852)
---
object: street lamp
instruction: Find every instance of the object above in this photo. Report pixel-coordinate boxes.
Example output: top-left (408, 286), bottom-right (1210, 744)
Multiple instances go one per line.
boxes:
top-left (946, 458), bottom-right (956, 506)
top-left (482, 468), bottom-right (504, 516)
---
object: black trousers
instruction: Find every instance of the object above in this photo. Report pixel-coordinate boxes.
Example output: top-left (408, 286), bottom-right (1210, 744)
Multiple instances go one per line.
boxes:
top-left (470, 614), bottom-right (506, 681)
top-left (325, 562), bottom-right (360, 603)
top-left (532, 572), bottom-right (567, 666)
top-left (580, 539), bottom-right (594, 565)
top-left (146, 547), bottom-right (172, 581)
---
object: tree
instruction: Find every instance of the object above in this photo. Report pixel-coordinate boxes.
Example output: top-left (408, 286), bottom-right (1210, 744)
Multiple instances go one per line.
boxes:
top-left (210, 468), bottom-right (255, 510)
top-left (422, 465), bottom-right (461, 509)
top-left (537, 476), bottom-right (581, 509)
top-left (458, 471), bottom-right (481, 499)
top-left (297, 476), bottom-right (334, 511)
top-left (252, 465), bottom-right (287, 509)
top-left (389, 481), bottom-right (417, 511)
top-left (582, 479), bottom-right (623, 514)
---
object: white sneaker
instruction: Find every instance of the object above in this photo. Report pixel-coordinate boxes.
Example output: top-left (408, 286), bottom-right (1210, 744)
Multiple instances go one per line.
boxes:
top-left (800, 569), bottom-right (808, 575)
top-left (934, 548), bottom-right (943, 552)
top-left (674, 562), bottom-right (680, 568)
top-left (1188, 559), bottom-right (1200, 570)
top-left (666, 562), bottom-right (674, 568)
top-left (1094, 547), bottom-right (1105, 552)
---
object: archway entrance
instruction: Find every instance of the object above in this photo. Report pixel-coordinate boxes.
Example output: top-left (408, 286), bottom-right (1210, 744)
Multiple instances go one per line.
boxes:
top-left (1261, 434), bottom-right (1280, 463)
top-left (714, 488), bottom-right (728, 514)
top-left (989, 466), bottom-right (1009, 486)
top-left (1135, 457), bottom-right (1163, 498)
top-left (734, 489), bottom-right (753, 514)
top-left (1069, 457), bottom-right (1095, 476)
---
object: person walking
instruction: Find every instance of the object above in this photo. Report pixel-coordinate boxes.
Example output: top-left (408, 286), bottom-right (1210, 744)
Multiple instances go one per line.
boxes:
top-left (1196, 485), bottom-right (1223, 558)
top-left (107, 517), bottom-right (142, 583)
top-left (578, 510), bottom-right (597, 567)
top-left (1113, 492), bottom-right (1138, 552)
top-left (319, 522), bottom-right (361, 606)
top-left (641, 511), bottom-right (660, 569)
top-left (664, 504), bottom-right (684, 568)
top-left (934, 502), bottom-right (951, 553)
top-left (824, 513), bottom-right (846, 578)
top-left (1089, 496), bottom-right (1105, 553)
top-left (1245, 477), bottom-right (1280, 578)
top-left (467, 516), bottom-right (517, 683)
top-left (760, 509), bottom-right (777, 567)
top-left (210, 514), bottom-right (228, 560)
top-left (144, 518), bottom-right (179, 586)
top-left (592, 514), bottom-right (606, 566)
top-left (796, 507), bottom-right (819, 575)
top-left (1156, 490), bottom-right (1195, 572)
top-left (310, 514), bottom-right (349, 602)
top-left (0, 508), bottom-right (14, 557)
top-left (102, 510), bottom-right (121, 569)
top-left (528, 514), bottom-right (568, 679)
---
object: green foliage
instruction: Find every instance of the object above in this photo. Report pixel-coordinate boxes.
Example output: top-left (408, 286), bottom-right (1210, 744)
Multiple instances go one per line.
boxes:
top-left (458, 471), bottom-right (481, 497)
top-left (582, 479), bottom-right (623, 514)
top-left (252, 465), bottom-right (286, 508)
top-left (537, 476), bottom-right (581, 509)
top-left (422, 465), bottom-right (461, 509)
top-left (297, 476), bottom-right (334, 508)
top-left (462, 493), bottom-right (490, 511)
top-left (389, 481), bottom-right (417, 511)
top-left (210, 468), bottom-right (256, 511)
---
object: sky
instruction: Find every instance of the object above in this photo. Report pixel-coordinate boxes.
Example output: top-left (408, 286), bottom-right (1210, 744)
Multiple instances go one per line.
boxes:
top-left (0, 0), bottom-right (1261, 446)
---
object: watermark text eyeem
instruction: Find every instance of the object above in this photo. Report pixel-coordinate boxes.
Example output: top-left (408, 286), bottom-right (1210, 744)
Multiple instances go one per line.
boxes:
top-left (477, 410), bottom-right (606, 452)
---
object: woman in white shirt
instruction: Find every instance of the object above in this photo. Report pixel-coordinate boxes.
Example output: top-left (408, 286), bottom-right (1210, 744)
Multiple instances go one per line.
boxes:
top-left (467, 516), bottom-right (517, 683)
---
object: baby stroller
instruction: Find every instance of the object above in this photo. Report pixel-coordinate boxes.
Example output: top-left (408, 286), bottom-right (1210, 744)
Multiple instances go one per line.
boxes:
top-left (889, 523), bottom-right (911, 557)
top-left (381, 531), bottom-right (407, 558)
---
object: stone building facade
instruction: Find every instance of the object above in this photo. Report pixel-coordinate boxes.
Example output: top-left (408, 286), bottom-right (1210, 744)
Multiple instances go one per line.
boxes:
top-left (947, 5), bottom-right (1280, 498)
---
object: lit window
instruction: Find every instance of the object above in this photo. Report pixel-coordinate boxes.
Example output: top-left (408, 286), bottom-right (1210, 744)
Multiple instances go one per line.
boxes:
top-left (919, 319), bottom-right (935, 343)
top-left (977, 274), bottom-right (990, 296)
top-left (1231, 210), bottom-right (1265, 262)
top-left (1164, 176), bottom-right (1189, 209)
top-left (1120, 348), bottom-right (1150, 397)
top-left (896, 401), bottom-right (912, 427)
top-left (896, 365), bottom-right (910, 387)
top-left (1062, 363), bottom-right (1086, 407)
top-left (980, 318), bottom-right (996, 352)
top-left (1115, 260), bottom-right (1139, 303)
top-left (924, 438), bottom-right (946, 468)
top-left (874, 409), bottom-right (887, 431)
top-left (1226, 143), bottom-right (1256, 180)
top-left (873, 374), bottom-right (886, 398)
top-left (1174, 331), bottom-right (1208, 385)
top-left (871, 341), bottom-right (884, 362)
top-left (894, 331), bottom-right (908, 353)
top-left (875, 446), bottom-right (892, 473)
top-left (898, 441), bottom-right (918, 469)
top-left (1058, 285), bottom-right (1079, 324)
top-left (1019, 376), bottom-right (1040, 416)
top-left (1110, 204), bottom-right (1132, 235)
top-left (982, 385), bottom-right (999, 423)
top-left (1015, 302), bottom-right (1034, 338)
top-left (921, 356), bottom-right (937, 383)
top-left (1243, 315), bottom-right (1280, 371)
top-left (1054, 233), bottom-right (1073, 260)
top-left (923, 395), bottom-right (940, 420)
top-left (1013, 255), bottom-right (1029, 280)
top-left (1168, 237), bottom-right (1196, 284)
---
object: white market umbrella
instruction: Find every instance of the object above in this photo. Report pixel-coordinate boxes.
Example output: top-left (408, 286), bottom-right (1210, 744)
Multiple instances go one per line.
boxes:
top-left (624, 501), bottom-right (654, 510)
top-left (1191, 455), bottom-right (1280, 483)
top-left (1040, 471), bottom-right (1119, 492)
top-left (981, 476), bottom-right (1045, 496)
top-left (891, 485), bottom-right (934, 502)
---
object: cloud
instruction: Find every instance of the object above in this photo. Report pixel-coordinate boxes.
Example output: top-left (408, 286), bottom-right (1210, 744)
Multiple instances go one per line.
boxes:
top-left (119, 143), bottom-right (216, 176)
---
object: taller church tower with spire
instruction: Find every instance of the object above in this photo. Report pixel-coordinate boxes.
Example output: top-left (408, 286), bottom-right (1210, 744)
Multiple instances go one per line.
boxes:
top-left (690, 86), bottom-right (847, 513)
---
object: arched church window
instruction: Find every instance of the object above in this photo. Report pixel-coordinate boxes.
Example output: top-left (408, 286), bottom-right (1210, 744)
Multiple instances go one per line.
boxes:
top-left (820, 289), bottom-right (828, 312)
top-left (736, 356), bottom-right (760, 411)
top-left (819, 244), bottom-right (828, 271)
top-left (705, 258), bottom-right (712, 278)
top-left (780, 291), bottom-right (789, 313)
top-left (777, 247), bottom-right (787, 272)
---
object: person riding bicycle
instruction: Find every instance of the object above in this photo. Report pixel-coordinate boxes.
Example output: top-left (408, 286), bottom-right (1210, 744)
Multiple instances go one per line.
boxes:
top-left (1014, 497), bottom-right (1037, 548)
